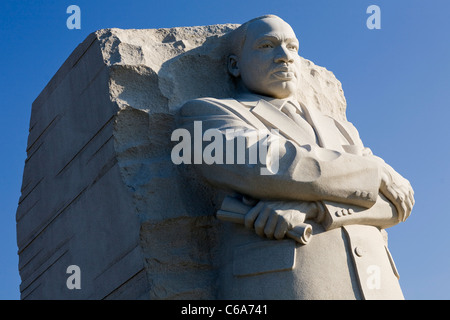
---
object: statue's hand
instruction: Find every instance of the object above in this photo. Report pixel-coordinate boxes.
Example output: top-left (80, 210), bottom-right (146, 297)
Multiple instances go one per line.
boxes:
top-left (244, 201), bottom-right (318, 240)
top-left (380, 164), bottom-right (415, 222)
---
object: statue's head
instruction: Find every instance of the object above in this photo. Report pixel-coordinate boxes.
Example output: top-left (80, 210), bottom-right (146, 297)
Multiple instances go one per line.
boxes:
top-left (226, 15), bottom-right (301, 99)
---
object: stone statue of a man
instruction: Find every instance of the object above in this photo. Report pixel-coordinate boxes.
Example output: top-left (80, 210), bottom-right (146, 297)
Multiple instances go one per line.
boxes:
top-left (177, 14), bottom-right (414, 299)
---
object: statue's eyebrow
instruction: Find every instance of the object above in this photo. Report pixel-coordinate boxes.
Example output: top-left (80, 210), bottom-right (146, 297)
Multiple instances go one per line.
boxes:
top-left (256, 34), bottom-right (299, 44)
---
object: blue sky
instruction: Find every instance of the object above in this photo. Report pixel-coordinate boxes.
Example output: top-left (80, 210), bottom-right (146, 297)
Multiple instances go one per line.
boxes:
top-left (1, 0), bottom-right (449, 300)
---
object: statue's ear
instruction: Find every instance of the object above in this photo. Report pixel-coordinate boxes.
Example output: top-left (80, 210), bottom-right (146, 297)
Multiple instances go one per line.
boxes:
top-left (227, 54), bottom-right (240, 78)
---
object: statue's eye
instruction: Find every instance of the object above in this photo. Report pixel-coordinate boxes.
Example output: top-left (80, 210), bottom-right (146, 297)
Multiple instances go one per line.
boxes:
top-left (259, 42), bottom-right (274, 49)
top-left (287, 44), bottom-right (298, 51)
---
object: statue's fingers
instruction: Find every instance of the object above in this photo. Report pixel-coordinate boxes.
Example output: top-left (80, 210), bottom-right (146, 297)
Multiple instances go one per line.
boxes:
top-left (398, 194), bottom-right (408, 223)
top-left (409, 189), bottom-right (415, 206)
top-left (245, 201), bottom-right (264, 229)
top-left (401, 187), bottom-right (414, 212)
top-left (402, 196), bottom-right (413, 222)
top-left (254, 206), bottom-right (271, 237)
top-left (264, 212), bottom-right (278, 239)
top-left (385, 186), bottom-right (405, 220)
top-left (274, 218), bottom-right (288, 240)
top-left (385, 185), bottom-right (398, 206)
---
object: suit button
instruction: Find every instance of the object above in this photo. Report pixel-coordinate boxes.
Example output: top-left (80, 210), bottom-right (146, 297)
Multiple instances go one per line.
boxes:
top-left (341, 209), bottom-right (347, 216)
top-left (348, 208), bottom-right (354, 215)
top-left (367, 192), bottom-right (373, 199)
top-left (335, 211), bottom-right (341, 217)
top-left (360, 191), bottom-right (368, 198)
top-left (354, 190), bottom-right (361, 197)
top-left (355, 246), bottom-right (364, 257)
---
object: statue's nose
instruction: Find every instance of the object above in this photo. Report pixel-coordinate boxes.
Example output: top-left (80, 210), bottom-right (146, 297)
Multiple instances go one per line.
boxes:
top-left (274, 45), bottom-right (294, 64)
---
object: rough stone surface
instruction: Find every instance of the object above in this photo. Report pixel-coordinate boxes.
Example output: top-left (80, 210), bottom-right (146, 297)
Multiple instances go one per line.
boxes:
top-left (16, 23), bottom-right (349, 299)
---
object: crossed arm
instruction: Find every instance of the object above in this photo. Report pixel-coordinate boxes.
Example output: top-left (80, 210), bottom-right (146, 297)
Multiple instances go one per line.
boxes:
top-left (178, 98), bottom-right (414, 237)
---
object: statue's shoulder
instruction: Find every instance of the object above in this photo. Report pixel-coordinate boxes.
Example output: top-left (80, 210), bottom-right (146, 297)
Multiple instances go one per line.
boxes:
top-left (182, 96), bottom-right (239, 107)
top-left (180, 97), bottom-right (241, 117)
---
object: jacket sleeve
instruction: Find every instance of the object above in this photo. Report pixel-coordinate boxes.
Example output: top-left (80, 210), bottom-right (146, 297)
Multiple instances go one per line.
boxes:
top-left (177, 98), bottom-right (383, 209)
top-left (321, 194), bottom-right (399, 230)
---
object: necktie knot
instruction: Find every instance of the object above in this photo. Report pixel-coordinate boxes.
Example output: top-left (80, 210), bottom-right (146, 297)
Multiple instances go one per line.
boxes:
top-left (281, 101), bottom-right (304, 120)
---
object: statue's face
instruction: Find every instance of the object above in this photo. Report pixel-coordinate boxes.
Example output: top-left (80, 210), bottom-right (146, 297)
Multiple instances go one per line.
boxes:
top-left (236, 18), bottom-right (300, 99)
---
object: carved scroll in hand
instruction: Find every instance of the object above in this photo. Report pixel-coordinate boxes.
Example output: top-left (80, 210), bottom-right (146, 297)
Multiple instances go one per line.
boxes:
top-left (216, 196), bottom-right (313, 245)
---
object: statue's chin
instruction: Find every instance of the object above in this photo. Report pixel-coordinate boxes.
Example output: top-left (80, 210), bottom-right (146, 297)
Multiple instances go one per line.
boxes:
top-left (261, 86), bottom-right (297, 100)
top-left (260, 80), bottom-right (298, 99)
top-left (237, 78), bottom-right (297, 99)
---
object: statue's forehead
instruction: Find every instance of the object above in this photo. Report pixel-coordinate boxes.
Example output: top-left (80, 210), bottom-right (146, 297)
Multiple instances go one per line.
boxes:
top-left (246, 18), bottom-right (298, 42)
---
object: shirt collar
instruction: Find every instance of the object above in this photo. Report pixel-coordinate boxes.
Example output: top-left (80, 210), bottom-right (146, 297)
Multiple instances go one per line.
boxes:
top-left (235, 92), bottom-right (302, 112)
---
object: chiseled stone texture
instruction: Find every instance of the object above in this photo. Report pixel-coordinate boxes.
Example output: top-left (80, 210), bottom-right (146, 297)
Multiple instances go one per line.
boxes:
top-left (16, 24), bottom-right (347, 299)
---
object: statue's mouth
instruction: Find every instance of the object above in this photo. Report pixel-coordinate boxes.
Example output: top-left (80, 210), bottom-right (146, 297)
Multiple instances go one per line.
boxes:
top-left (272, 71), bottom-right (295, 80)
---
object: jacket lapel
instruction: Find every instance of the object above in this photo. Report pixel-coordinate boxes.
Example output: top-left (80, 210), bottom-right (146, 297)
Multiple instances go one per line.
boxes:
top-left (237, 96), bottom-right (317, 147)
top-left (301, 104), bottom-right (345, 152)
top-left (236, 94), bottom-right (357, 152)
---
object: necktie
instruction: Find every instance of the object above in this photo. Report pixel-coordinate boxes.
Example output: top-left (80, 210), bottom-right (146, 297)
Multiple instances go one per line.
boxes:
top-left (281, 101), bottom-right (317, 142)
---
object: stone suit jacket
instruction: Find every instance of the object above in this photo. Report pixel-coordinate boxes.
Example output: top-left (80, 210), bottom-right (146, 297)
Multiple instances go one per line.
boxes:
top-left (178, 94), bottom-right (404, 299)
